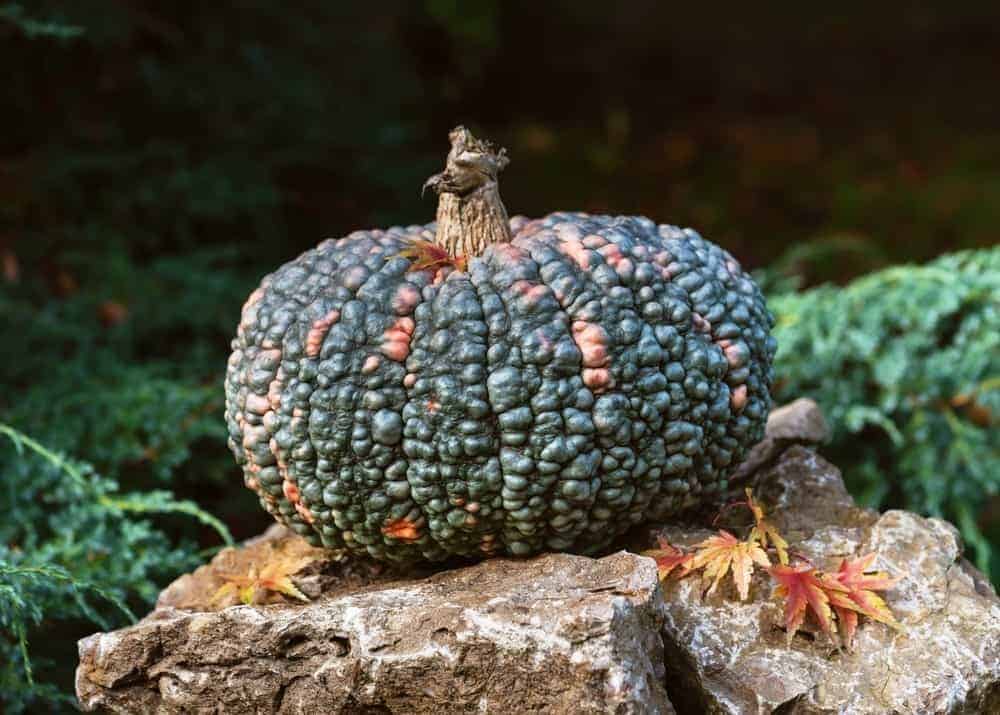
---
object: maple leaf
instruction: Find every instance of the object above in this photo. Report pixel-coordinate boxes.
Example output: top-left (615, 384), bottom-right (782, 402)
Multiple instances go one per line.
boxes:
top-left (212, 560), bottom-right (311, 606)
top-left (395, 239), bottom-right (467, 273)
top-left (768, 562), bottom-right (846, 643)
top-left (642, 536), bottom-right (694, 580)
top-left (826, 553), bottom-right (903, 647)
top-left (745, 488), bottom-right (789, 565)
top-left (689, 530), bottom-right (770, 600)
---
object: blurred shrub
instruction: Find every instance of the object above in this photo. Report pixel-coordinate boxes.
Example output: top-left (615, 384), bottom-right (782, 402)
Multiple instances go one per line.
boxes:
top-left (0, 424), bottom-right (231, 713)
top-left (770, 247), bottom-right (1000, 577)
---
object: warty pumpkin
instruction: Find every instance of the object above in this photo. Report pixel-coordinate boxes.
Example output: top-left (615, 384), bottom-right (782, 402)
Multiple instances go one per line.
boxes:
top-left (225, 127), bottom-right (776, 562)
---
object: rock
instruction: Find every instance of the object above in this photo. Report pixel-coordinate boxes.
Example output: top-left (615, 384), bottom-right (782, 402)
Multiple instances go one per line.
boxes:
top-left (729, 398), bottom-right (829, 484)
top-left (77, 545), bottom-right (673, 714)
top-left (654, 445), bottom-right (1000, 715)
top-left (76, 401), bottom-right (1000, 714)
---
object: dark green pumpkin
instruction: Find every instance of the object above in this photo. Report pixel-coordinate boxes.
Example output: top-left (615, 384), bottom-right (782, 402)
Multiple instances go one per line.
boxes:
top-left (224, 129), bottom-right (775, 562)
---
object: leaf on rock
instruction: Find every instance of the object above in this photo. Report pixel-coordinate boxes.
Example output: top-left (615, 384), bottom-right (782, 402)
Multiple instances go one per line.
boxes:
top-left (212, 557), bottom-right (311, 607)
top-left (768, 562), bottom-right (845, 643)
top-left (395, 239), bottom-right (467, 273)
top-left (827, 552), bottom-right (903, 647)
top-left (642, 536), bottom-right (694, 580)
top-left (690, 530), bottom-right (770, 600)
top-left (746, 488), bottom-right (789, 565)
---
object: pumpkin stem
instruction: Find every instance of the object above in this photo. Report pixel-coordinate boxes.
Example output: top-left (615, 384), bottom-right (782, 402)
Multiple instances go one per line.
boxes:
top-left (423, 125), bottom-right (511, 259)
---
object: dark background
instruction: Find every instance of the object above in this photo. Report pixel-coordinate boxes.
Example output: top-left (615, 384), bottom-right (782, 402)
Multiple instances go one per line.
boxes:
top-left (1, 3), bottom-right (999, 706)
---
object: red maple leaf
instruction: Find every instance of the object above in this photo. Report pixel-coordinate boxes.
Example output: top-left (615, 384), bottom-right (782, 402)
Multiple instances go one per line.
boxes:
top-left (768, 562), bottom-right (845, 643)
top-left (643, 536), bottom-right (694, 580)
top-left (395, 239), bottom-right (467, 273)
top-left (826, 552), bottom-right (903, 647)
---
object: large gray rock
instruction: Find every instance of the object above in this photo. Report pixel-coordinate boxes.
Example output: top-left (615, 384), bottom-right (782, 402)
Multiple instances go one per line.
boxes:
top-left (655, 444), bottom-right (1000, 714)
top-left (76, 399), bottom-right (1000, 714)
top-left (76, 544), bottom-right (672, 714)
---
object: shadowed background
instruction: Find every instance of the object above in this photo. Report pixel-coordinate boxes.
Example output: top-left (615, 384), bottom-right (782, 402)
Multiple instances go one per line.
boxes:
top-left (1, 2), bottom-right (998, 710)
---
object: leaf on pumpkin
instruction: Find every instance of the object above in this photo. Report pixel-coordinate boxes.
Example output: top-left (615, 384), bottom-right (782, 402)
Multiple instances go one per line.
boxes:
top-left (642, 536), bottom-right (694, 581)
top-left (689, 530), bottom-right (770, 600)
top-left (212, 559), bottom-right (311, 607)
top-left (745, 488), bottom-right (789, 565)
top-left (395, 239), bottom-right (467, 273)
top-left (768, 562), bottom-right (846, 643)
top-left (826, 552), bottom-right (903, 647)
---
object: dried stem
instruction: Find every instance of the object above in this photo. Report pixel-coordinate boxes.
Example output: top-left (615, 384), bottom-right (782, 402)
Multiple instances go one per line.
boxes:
top-left (423, 125), bottom-right (511, 259)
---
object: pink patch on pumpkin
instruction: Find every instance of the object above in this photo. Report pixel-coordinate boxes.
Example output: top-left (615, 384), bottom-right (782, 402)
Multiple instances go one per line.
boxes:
top-left (306, 309), bottom-right (340, 358)
top-left (391, 284), bottom-right (421, 316)
top-left (403, 372), bottom-right (417, 388)
top-left (381, 317), bottom-right (414, 362)
top-left (582, 368), bottom-right (614, 392)
top-left (559, 240), bottom-right (591, 270)
top-left (583, 234), bottom-right (607, 249)
top-left (598, 244), bottom-right (624, 267)
top-left (295, 501), bottom-right (315, 523)
top-left (731, 384), bottom-right (748, 411)
top-left (267, 377), bottom-right (283, 411)
top-left (362, 355), bottom-right (381, 374)
top-left (615, 258), bottom-right (634, 281)
top-left (245, 393), bottom-right (269, 415)
top-left (572, 320), bottom-right (611, 367)
top-left (426, 398), bottom-right (440, 413)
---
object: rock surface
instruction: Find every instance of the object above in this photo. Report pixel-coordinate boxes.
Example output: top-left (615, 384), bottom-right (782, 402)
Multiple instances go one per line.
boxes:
top-left (77, 399), bottom-right (1000, 714)
top-left (77, 547), bottom-right (672, 714)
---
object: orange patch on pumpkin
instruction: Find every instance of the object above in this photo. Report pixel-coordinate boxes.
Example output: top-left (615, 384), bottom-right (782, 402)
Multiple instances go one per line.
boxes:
top-left (306, 309), bottom-right (341, 358)
top-left (572, 320), bottom-right (611, 368)
top-left (391, 284), bottom-right (422, 316)
top-left (583, 367), bottom-right (614, 392)
top-left (381, 317), bottom-right (415, 362)
top-left (559, 239), bottom-right (592, 270)
top-left (382, 517), bottom-right (421, 542)
top-left (731, 384), bottom-right (748, 411)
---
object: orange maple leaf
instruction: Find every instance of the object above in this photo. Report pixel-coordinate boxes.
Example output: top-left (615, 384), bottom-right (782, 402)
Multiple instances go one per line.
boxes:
top-left (642, 536), bottom-right (694, 580)
top-left (395, 239), bottom-right (467, 273)
top-left (689, 530), bottom-right (770, 600)
top-left (768, 562), bottom-right (845, 643)
top-left (826, 553), bottom-right (903, 648)
top-left (745, 488), bottom-right (789, 565)
top-left (212, 560), bottom-right (310, 606)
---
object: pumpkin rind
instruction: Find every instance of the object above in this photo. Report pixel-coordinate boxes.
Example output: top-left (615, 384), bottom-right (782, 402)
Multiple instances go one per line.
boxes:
top-left (225, 212), bottom-right (776, 562)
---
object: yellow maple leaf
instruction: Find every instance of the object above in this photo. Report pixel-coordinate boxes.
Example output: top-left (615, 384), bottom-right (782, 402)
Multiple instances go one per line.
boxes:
top-left (689, 529), bottom-right (770, 600)
top-left (746, 487), bottom-right (789, 565)
top-left (212, 560), bottom-right (310, 606)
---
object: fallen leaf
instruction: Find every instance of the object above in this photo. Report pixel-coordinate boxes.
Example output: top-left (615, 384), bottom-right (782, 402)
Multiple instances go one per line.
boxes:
top-left (642, 536), bottom-right (694, 580)
top-left (768, 562), bottom-right (846, 643)
top-left (690, 530), bottom-right (770, 600)
top-left (395, 239), bottom-right (467, 273)
top-left (212, 553), bottom-right (312, 607)
top-left (826, 552), bottom-right (903, 647)
top-left (746, 488), bottom-right (789, 565)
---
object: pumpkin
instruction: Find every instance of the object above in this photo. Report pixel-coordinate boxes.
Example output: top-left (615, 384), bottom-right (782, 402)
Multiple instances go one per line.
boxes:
top-left (225, 127), bottom-right (776, 562)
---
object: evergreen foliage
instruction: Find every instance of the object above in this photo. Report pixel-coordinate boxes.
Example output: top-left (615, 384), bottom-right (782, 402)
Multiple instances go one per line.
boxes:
top-left (0, 424), bottom-right (231, 713)
top-left (769, 247), bottom-right (1000, 576)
